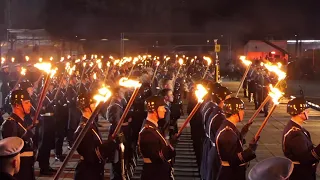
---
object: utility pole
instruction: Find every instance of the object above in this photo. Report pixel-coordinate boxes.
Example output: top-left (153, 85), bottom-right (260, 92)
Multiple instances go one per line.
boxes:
top-left (214, 39), bottom-right (220, 82)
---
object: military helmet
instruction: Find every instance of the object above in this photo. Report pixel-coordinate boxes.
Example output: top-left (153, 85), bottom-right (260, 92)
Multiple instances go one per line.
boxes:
top-left (287, 97), bottom-right (309, 116)
top-left (248, 157), bottom-right (293, 180)
top-left (223, 97), bottom-right (245, 115)
top-left (207, 82), bottom-right (222, 93)
top-left (10, 90), bottom-right (31, 105)
top-left (77, 93), bottom-right (96, 110)
top-left (145, 96), bottom-right (166, 112)
top-left (18, 81), bottom-right (33, 90)
top-left (212, 86), bottom-right (232, 103)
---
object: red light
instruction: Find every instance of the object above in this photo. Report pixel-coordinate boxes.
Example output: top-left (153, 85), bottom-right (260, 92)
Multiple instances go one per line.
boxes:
top-left (271, 51), bottom-right (276, 54)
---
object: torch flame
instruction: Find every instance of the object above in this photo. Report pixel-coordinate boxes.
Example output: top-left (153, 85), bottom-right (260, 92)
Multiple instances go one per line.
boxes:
top-left (67, 55), bottom-right (71, 59)
top-left (268, 85), bottom-right (284, 105)
top-left (20, 67), bottom-right (26, 76)
top-left (93, 73), bottom-right (97, 80)
top-left (203, 56), bottom-right (212, 65)
top-left (11, 57), bottom-right (15, 63)
top-left (60, 57), bottom-right (65, 62)
top-left (75, 59), bottom-right (81, 63)
top-left (50, 67), bottom-right (58, 78)
top-left (156, 61), bottom-right (160, 66)
top-left (25, 56), bottom-right (29, 62)
top-left (98, 62), bottom-right (102, 69)
top-left (195, 84), bottom-right (208, 103)
top-left (107, 62), bottom-right (110, 67)
top-left (119, 77), bottom-right (141, 88)
top-left (239, 56), bottom-right (252, 66)
top-left (263, 62), bottom-right (286, 81)
top-left (179, 58), bottom-right (183, 65)
top-left (93, 86), bottom-right (112, 106)
top-left (39, 58), bottom-right (43, 62)
top-left (83, 62), bottom-right (86, 67)
top-left (34, 62), bottom-right (52, 73)
top-left (1, 57), bottom-right (5, 64)
top-left (50, 57), bottom-right (53, 61)
top-left (82, 55), bottom-right (87, 60)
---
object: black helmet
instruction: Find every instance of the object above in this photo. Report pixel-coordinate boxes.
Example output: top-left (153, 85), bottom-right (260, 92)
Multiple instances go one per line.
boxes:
top-left (223, 97), bottom-right (245, 115)
top-left (77, 93), bottom-right (96, 110)
top-left (19, 81), bottom-right (33, 90)
top-left (10, 90), bottom-right (31, 105)
top-left (212, 86), bottom-right (232, 103)
top-left (287, 97), bottom-right (309, 116)
top-left (145, 96), bottom-right (166, 112)
top-left (207, 82), bottom-right (222, 93)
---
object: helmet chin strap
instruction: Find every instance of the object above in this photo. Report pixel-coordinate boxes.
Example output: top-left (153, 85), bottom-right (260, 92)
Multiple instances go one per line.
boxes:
top-left (20, 102), bottom-right (27, 115)
top-left (303, 111), bottom-right (308, 120)
top-left (237, 113), bottom-right (241, 122)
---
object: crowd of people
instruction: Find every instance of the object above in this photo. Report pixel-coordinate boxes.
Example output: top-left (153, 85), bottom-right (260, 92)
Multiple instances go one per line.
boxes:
top-left (0, 55), bottom-right (318, 180)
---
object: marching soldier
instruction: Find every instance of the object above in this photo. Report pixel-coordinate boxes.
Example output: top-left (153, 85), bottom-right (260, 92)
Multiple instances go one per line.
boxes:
top-left (158, 88), bottom-right (174, 139)
top-left (282, 97), bottom-right (320, 180)
top-left (66, 75), bottom-right (81, 148)
top-left (0, 65), bottom-right (10, 106)
top-left (0, 137), bottom-right (24, 180)
top-left (37, 83), bottom-right (57, 175)
top-left (74, 93), bottom-right (117, 180)
top-left (53, 78), bottom-right (68, 161)
top-left (138, 96), bottom-right (176, 180)
top-left (106, 86), bottom-right (125, 180)
top-left (1, 90), bottom-right (36, 180)
top-left (215, 97), bottom-right (257, 180)
top-left (201, 86), bottom-right (232, 180)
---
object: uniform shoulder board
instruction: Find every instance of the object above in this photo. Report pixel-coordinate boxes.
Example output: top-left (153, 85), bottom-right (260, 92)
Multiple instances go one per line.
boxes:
top-left (6, 117), bottom-right (14, 121)
top-left (291, 126), bottom-right (301, 132)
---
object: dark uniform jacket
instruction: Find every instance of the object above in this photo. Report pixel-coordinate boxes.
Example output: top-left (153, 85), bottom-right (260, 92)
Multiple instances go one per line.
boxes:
top-left (139, 120), bottom-right (175, 180)
top-left (215, 120), bottom-right (256, 180)
top-left (74, 116), bottom-right (116, 180)
top-left (282, 120), bottom-right (320, 180)
top-left (107, 98), bottom-right (124, 137)
top-left (1, 113), bottom-right (35, 180)
top-left (0, 172), bottom-right (16, 180)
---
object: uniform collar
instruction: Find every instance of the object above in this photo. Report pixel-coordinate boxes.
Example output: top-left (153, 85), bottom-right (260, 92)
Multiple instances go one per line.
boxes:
top-left (11, 113), bottom-right (24, 125)
top-left (290, 119), bottom-right (302, 128)
top-left (146, 119), bottom-right (158, 128)
top-left (0, 172), bottom-right (16, 180)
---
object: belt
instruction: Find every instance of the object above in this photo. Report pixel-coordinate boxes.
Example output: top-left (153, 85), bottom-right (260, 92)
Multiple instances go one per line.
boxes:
top-left (40, 113), bottom-right (54, 116)
top-left (143, 158), bottom-right (152, 163)
top-left (221, 161), bottom-right (247, 167)
top-left (20, 151), bottom-right (34, 157)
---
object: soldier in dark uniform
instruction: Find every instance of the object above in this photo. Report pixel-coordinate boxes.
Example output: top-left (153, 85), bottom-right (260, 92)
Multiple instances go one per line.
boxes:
top-left (158, 88), bottom-right (174, 139)
top-left (74, 93), bottom-right (117, 180)
top-left (1, 90), bottom-right (36, 180)
top-left (256, 69), bottom-right (272, 117)
top-left (282, 97), bottom-right (320, 180)
top-left (67, 75), bottom-right (81, 148)
top-left (18, 81), bottom-right (36, 126)
top-left (215, 97), bottom-right (257, 180)
top-left (200, 86), bottom-right (232, 179)
top-left (170, 82), bottom-right (182, 138)
top-left (53, 78), bottom-right (68, 161)
top-left (138, 96), bottom-right (175, 180)
top-left (37, 83), bottom-right (57, 175)
top-left (106, 86), bottom-right (125, 180)
top-left (0, 65), bottom-right (10, 106)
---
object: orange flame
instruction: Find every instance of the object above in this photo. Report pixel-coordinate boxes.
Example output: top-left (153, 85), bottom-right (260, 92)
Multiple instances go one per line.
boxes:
top-left (179, 58), bottom-right (184, 65)
top-left (263, 62), bottom-right (286, 81)
top-left (268, 84), bottom-right (284, 105)
top-left (203, 56), bottom-right (212, 66)
top-left (239, 56), bottom-right (252, 66)
top-left (195, 84), bottom-right (208, 103)
top-left (119, 77), bottom-right (141, 88)
top-left (20, 67), bottom-right (26, 76)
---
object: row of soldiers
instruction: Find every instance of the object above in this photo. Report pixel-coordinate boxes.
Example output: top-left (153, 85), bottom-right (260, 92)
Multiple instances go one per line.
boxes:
top-left (0, 56), bottom-right (189, 180)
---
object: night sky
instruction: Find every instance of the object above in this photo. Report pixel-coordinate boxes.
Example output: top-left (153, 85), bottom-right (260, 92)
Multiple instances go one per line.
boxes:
top-left (4, 0), bottom-right (320, 39)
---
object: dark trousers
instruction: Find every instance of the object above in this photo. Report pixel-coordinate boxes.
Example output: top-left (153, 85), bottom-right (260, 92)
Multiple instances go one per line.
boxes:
top-left (111, 161), bottom-right (122, 180)
top-left (55, 105), bottom-right (69, 156)
top-left (38, 115), bottom-right (55, 170)
top-left (190, 117), bottom-right (204, 168)
top-left (14, 156), bottom-right (35, 180)
top-left (74, 160), bottom-right (105, 180)
top-left (67, 107), bottom-right (81, 145)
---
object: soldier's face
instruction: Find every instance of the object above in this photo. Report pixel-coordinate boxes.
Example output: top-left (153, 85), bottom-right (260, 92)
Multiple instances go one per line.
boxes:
top-left (300, 109), bottom-right (309, 120)
top-left (27, 87), bottom-right (33, 96)
top-left (238, 110), bottom-right (245, 122)
top-left (157, 106), bottom-right (166, 119)
top-left (166, 90), bottom-right (174, 103)
top-left (21, 100), bottom-right (31, 114)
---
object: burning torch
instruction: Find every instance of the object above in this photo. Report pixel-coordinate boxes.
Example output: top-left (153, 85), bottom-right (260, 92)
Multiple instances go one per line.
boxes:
top-left (236, 56), bottom-right (252, 97)
top-left (177, 84), bottom-right (208, 137)
top-left (54, 86), bottom-right (112, 180)
top-left (202, 56), bottom-right (212, 79)
top-left (253, 85), bottom-right (284, 142)
top-left (12, 67), bottom-right (27, 90)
